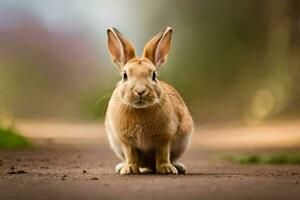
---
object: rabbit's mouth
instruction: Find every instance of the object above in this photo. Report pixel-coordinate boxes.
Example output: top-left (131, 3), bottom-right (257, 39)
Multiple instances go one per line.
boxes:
top-left (123, 91), bottom-right (159, 109)
top-left (132, 99), bottom-right (148, 108)
top-left (130, 97), bottom-right (157, 109)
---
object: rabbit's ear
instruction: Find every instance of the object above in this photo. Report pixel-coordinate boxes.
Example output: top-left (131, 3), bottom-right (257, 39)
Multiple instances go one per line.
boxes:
top-left (107, 27), bottom-right (136, 69)
top-left (143, 27), bottom-right (172, 68)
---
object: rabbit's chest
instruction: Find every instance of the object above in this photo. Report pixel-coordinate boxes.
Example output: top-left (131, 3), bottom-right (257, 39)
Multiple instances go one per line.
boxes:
top-left (119, 122), bottom-right (163, 150)
top-left (109, 103), bottom-right (177, 150)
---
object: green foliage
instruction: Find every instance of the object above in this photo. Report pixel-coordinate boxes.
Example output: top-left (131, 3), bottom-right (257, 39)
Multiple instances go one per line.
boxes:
top-left (0, 127), bottom-right (32, 149)
top-left (224, 153), bottom-right (300, 165)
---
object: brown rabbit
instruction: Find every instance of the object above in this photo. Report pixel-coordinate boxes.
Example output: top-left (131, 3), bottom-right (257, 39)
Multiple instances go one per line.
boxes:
top-left (105, 27), bottom-right (193, 175)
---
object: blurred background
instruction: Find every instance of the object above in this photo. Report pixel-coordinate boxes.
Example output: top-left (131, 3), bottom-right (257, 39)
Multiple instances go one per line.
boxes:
top-left (1, 3), bottom-right (300, 194)
top-left (0, 0), bottom-right (300, 125)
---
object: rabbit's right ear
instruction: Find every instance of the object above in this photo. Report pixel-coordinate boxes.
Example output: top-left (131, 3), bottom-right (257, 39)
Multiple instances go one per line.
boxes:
top-left (143, 27), bottom-right (172, 69)
top-left (107, 27), bottom-right (136, 69)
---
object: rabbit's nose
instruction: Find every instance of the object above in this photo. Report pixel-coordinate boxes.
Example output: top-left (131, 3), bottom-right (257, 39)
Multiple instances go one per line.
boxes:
top-left (135, 88), bottom-right (147, 96)
top-left (137, 90), bottom-right (146, 95)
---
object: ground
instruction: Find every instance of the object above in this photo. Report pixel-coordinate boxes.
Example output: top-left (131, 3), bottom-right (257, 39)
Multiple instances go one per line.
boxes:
top-left (0, 121), bottom-right (300, 200)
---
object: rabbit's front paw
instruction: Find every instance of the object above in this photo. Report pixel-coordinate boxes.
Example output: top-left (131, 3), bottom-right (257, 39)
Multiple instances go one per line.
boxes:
top-left (120, 164), bottom-right (140, 175)
top-left (157, 163), bottom-right (178, 174)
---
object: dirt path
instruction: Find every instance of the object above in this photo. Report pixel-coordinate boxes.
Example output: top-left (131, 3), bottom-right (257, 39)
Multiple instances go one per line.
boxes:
top-left (0, 122), bottom-right (300, 200)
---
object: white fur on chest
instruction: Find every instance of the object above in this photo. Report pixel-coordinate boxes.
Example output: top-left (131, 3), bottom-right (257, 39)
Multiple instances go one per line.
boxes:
top-left (127, 123), bottom-right (158, 150)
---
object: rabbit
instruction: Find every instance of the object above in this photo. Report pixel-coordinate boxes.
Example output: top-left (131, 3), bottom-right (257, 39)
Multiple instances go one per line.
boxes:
top-left (105, 26), bottom-right (193, 175)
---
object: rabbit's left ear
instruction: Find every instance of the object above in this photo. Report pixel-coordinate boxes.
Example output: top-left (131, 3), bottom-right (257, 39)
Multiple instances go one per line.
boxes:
top-left (143, 27), bottom-right (172, 68)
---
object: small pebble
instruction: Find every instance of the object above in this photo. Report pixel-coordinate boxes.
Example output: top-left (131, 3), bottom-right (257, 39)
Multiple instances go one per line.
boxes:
top-left (83, 170), bottom-right (87, 174)
top-left (91, 177), bottom-right (98, 180)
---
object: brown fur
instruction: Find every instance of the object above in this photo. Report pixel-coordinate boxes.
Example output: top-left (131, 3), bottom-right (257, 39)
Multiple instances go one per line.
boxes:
top-left (105, 27), bottom-right (193, 174)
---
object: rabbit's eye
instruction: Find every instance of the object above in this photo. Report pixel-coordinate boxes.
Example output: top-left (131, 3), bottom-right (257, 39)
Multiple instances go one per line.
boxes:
top-left (123, 71), bottom-right (128, 81)
top-left (152, 71), bottom-right (157, 81)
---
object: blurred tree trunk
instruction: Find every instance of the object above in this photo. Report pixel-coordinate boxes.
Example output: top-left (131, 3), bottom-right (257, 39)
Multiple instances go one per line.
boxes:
top-left (288, 0), bottom-right (300, 52)
top-left (287, 0), bottom-right (300, 97)
top-left (266, 0), bottom-right (300, 116)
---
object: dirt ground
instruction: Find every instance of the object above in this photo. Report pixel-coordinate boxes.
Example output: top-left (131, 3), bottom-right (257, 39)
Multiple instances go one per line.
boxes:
top-left (0, 121), bottom-right (300, 200)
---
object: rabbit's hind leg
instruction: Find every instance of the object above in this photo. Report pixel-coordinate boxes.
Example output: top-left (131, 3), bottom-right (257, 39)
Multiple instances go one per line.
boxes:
top-left (115, 162), bottom-right (125, 174)
top-left (172, 163), bottom-right (186, 174)
top-left (170, 129), bottom-right (190, 174)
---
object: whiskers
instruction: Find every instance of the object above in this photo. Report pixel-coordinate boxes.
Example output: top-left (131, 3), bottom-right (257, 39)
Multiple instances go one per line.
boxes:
top-left (89, 91), bottom-right (112, 111)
